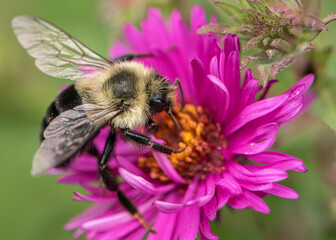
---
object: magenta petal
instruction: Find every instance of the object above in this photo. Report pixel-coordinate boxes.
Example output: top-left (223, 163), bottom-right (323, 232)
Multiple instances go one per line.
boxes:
top-left (95, 220), bottom-right (142, 240)
top-left (182, 176), bottom-right (200, 201)
top-left (224, 94), bottom-right (288, 136)
top-left (73, 192), bottom-right (115, 203)
top-left (147, 211), bottom-right (177, 240)
top-left (152, 152), bottom-right (186, 184)
top-left (229, 122), bottom-right (279, 146)
top-left (175, 206), bottom-right (200, 240)
top-left (229, 135), bottom-right (277, 155)
top-left (119, 168), bottom-right (175, 195)
top-left (242, 190), bottom-right (270, 213)
top-left (248, 152), bottom-right (307, 172)
top-left (203, 195), bottom-right (218, 220)
top-left (216, 186), bottom-right (230, 209)
top-left (239, 78), bottom-right (258, 111)
top-left (116, 156), bottom-right (148, 179)
top-left (58, 172), bottom-right (96, 184)
top-left (82, 197), bottom-right (155, 231)
top-left (227, 161), bottom-right (288, 183)
top-left (108, 42), bottom-right (129, 59)
top-left (187, 175), bottom-right (217, 207)
top-left (223, 51), bottom-right (240, 122)
top-left (142, 8), bottom-right (172, 49)
top-left (264, 183), bottom-right (299, 199)
top-left (65, 203), bottom-right (111, 230)
top-left (242, 68), bottom-right (254, 89)
top-left (217, 172), bottom-right (242, 195)
top-left (238, 181), bottom-right (273, 192)
top-left (190, 5), bottom-right (207, 33)
top-left (154, 201), bottom-right (184, 213)
top-left (228, 195), bottom-right (249, 209)
top-left (207, 74), bottom-right (230, 124)
top-left (124, 227), bottom-right (147, 240)
top-left (270, 96), bottom-right (303, 123)
top-left (267, 160), bottom-right (307, 172)
top-left (191, 57), bottom-right (208, 105)
top-left (200, 211), bottom-right (219, 239)
top-left (286, 74), bottom-right (314, 95)
top-left (123, 24), bottom-right (146, 53)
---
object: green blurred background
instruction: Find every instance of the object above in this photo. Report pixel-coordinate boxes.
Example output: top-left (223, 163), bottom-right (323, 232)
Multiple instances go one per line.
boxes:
top-left (1, 0), bottom-right (336, 239)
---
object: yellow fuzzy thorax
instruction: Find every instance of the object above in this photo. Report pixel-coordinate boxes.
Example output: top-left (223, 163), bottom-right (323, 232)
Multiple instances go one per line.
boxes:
top-left (74, 61), bottom-right (176, 130)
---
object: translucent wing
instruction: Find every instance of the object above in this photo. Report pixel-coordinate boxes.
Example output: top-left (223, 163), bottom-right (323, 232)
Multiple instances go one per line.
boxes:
top-left (12, 15), bottom-right (111, 80)
top-left (31, 104), bottom-right (123, 176)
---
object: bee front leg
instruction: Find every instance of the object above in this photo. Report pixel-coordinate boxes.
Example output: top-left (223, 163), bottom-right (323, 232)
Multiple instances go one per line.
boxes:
top-left (121, 128), bottom-right (185, 154)
top-left (98, 128), bottom-right (155, 233)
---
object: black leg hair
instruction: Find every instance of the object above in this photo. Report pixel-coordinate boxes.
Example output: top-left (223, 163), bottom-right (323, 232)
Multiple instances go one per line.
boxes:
top-left (98, 129), bottom-right (155, 233)
top-left (146, 117), bottom-right (158, 132)
top-left (121, 128), bottom-right (185, 154)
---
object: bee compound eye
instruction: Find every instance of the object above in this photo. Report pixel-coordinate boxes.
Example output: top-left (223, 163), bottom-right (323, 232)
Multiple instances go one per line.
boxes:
top-left (151, 99), bottom-right (163, 112)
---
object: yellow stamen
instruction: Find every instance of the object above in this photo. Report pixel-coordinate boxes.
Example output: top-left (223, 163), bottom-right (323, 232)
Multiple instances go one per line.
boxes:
top-left (139, 104), bottom-right (226, 182)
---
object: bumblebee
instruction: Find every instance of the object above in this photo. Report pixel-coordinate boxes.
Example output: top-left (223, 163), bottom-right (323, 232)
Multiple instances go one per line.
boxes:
top-left (12, 15), bottom-right (184, 232)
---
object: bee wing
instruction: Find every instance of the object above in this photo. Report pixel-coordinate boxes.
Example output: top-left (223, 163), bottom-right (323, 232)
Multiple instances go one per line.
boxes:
top-left (31, 104), bottom-right (123, 176)
top-left (12, 16), bottom-right (111, 81)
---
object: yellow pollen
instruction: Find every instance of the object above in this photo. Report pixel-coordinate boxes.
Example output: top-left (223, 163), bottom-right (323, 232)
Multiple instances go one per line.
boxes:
top-left (138, 104), bottom-right (226, 182)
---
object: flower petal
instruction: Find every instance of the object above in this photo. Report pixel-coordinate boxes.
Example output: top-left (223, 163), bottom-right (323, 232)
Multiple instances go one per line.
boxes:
top-left (247, 152), bottom-right (307, 172)
top-left (228, 123), bottom-right (279, 154)
top-left (82, 196), bottom-right (156, 231)
top-left (207, 74), bottom-right (230, 124)
top-left (152, 152), bottom-right (186, 184)
top-left (65, 203), bottom-right (111, 230)
top-left (174, 206), bottom-right (200, 240)
top-left (242, 190), bottom-right (270, 213)
top-left (224, 94), bottom-right (288, 136)
top-left (227, 161), bottom-right (288, 183)
top-left (200, 211), bottom-right (219, 239)
top-left (264, 183), bottom-right (299, 199)
top-left (203, 195), bottom-right (218, 220)
top-left (286, 74), bottom-right (314, 95)
top-left (119, 167), bottom-right (175, 195)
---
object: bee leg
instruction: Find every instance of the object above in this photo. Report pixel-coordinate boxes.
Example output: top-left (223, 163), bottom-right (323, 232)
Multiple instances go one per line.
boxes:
top-left (98, 129), bottom-right (156, 233)
top-left (121, 129), bottom-right (185, 154)
top-left (113, 53), bottom-right (153, 63)
top-left (146, 117), bottom-right (158, 132)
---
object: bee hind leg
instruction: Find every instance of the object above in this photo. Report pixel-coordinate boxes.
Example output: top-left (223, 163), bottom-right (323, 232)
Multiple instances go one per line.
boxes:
top-left (98, 128), bottom-right (156, 233)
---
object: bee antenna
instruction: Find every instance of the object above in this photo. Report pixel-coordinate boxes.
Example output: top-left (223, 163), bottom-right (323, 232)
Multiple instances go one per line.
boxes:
top-left (168, 105), bottom-right (181, 130)
top-left (173, 78), bottom-right (184, 112)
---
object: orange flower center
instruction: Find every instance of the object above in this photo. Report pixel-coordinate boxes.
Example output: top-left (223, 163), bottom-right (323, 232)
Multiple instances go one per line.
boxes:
top-left (138, 104), bottom-right (226, 182)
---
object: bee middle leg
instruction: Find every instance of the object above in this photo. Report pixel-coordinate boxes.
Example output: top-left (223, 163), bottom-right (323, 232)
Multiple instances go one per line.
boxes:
top-left (121, 128), bottom-right (185, 154)
top-left (98, 128), bottom-right (155, 233)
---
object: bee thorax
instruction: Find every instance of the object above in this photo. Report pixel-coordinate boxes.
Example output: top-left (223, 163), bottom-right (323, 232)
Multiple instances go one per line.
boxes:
top-left (112, 105), bottom-right (148, 129)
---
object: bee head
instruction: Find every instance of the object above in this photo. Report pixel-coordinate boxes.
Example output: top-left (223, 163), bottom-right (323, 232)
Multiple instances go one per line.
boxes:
top-left (149, 76), bottom-right (183, 130)
top-left (148, 75), bottom-right (173, 114)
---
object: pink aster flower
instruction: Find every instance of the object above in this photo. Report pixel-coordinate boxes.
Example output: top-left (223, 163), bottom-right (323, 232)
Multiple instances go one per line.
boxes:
top-left (60, 6), bottom-right (314, 240)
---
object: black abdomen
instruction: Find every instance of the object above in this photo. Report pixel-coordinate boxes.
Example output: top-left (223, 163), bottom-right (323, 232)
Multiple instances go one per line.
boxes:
top-left (40, 84), bottom-right (82, 141)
